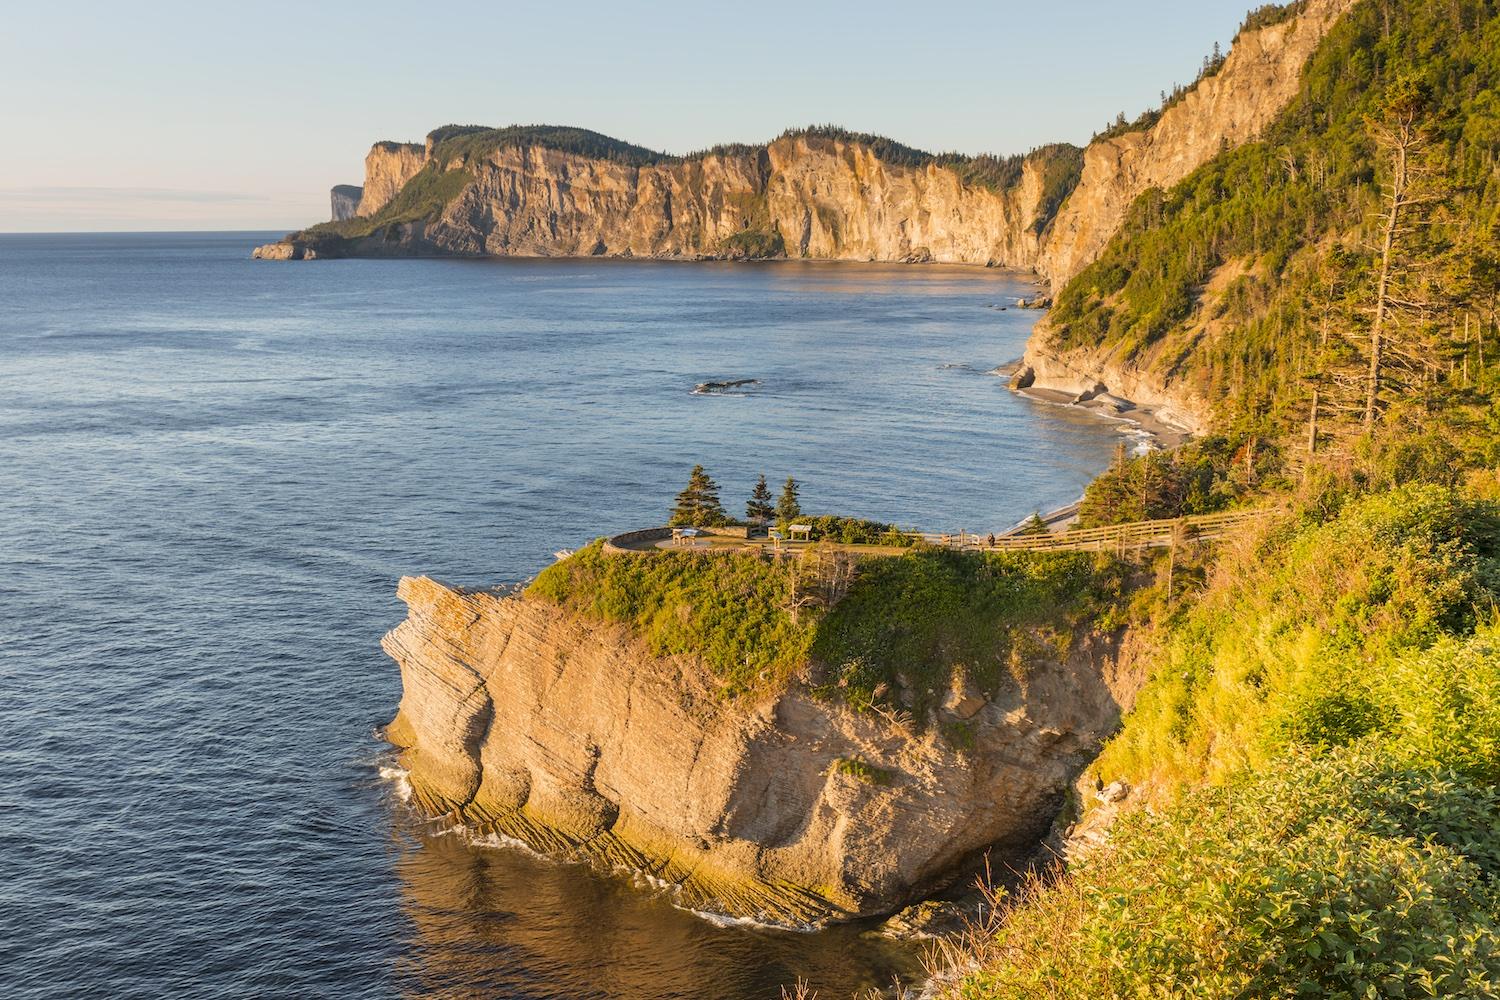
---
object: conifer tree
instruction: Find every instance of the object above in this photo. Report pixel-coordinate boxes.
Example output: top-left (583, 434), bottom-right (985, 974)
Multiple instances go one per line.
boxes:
top-left (776, 477), bottom-right (802, 524)
top-left (669, 465), bottom-right (727, 527)
top-left (1359, 75), bottom-right (1446, 428)
top-left (746, 474), bottom-right (775, 523)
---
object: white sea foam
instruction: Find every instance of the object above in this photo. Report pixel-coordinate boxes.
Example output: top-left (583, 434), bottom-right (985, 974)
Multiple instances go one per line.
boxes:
top-left (376, 764), bottom-right (413, 803)
top-left (679, 906), bottom-right (820, 934)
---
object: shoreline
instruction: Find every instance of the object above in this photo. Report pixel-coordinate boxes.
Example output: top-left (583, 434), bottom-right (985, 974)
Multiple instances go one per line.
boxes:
top-left (993, 361), bottom-right (1194, 451)
top-left (252, 239), bottom-right (1055, 276)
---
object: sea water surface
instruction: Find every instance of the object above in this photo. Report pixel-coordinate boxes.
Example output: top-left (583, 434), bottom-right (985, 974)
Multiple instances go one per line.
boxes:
top-left (1, 233), bottom-right (1130, 999)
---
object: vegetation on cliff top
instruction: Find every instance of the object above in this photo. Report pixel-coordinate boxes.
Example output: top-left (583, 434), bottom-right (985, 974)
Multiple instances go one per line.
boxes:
top-left (291, 121), bottom-right (1086, 250)
top-left (526, 540), bottom-right (1129, 715)
top-left (950, 482), bottom-right (1500, 998)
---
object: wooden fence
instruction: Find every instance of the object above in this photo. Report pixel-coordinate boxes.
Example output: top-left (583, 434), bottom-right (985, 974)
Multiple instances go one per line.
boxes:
top-left (919, 508), bottom-right (1271, 554)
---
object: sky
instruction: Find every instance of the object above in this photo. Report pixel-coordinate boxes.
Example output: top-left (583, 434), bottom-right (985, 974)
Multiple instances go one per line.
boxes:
top-left (1, 1), bottom-right (1264, 232)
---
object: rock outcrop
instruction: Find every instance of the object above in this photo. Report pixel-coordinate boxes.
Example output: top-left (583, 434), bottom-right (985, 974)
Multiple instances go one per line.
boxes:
top-left (265, 135), bottom-right (1062, 267)
top-left (383, 576), bottom-right (1135, 924)
top-left (356, 141), bottom-right (426, 216)
top-left (249, 242), bottom-right (316, 261)
top-left (1011, 331), bottom-right (1211, 437)
top-left (330, 184), bottom-right (362, 222)
top-left (1038, 0), bottom-right (1358, 292)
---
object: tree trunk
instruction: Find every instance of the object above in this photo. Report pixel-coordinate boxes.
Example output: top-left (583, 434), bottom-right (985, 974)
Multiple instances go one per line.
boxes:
top-left (1307, 387), bottom-right (1320, 456)
top-left (1365, 138), bottom-right (1409, 429)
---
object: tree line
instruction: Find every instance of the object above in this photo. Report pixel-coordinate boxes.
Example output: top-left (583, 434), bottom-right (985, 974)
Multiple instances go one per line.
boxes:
top-left (669, 466), bottom-right (802, 528)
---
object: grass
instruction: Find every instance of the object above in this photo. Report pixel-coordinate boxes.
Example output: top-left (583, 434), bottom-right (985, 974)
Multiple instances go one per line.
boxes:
top-left (811, 547), bottom-right (1129, 719)
top-left (526, 540), bottom-right (1131, 717)
top-left (297, 164), bottom-right (472, 245)
top-left (526, 540), bottom-right (814, 696)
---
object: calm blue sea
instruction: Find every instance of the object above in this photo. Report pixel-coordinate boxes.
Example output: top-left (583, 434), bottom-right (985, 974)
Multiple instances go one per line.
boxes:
top-left (0, 232), bottom-right (1128, 999)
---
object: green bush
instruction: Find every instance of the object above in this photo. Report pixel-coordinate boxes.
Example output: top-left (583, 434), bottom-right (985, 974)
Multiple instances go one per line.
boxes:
top-left (812, 547), bottom-right (1127, 718)
top-left (833, 758), bottom-right (894, 785)
top-left (1095, 485), bottom-right (1500, 788)
top-left (799, 515), bottom-right (915, 547)
top-left (961, 750), bottom-right (1500, 999)
top-left (1375, 627), bottom-right (1500, 783)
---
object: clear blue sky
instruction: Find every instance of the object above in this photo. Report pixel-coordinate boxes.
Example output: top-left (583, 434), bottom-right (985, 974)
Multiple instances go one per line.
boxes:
top-left (1, 0), bottom-right (1262, 232)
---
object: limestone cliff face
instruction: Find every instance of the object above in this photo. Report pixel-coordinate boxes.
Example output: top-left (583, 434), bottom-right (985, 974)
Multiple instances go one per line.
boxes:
top-left (356, 141), bottom-right (426, 216)
top-left (759, 137), bottom-right (1046, 265)
top-left (383, 575), bottom-right (1133, 924)
top-left (330, 184), bottom-right (362, 222)
top-left (304, 135), bottom-right (1052, 266)
top-left (257, 0), bottom-right (1351, 280)
top-left (1039, 0), bottom-right (1357, 290)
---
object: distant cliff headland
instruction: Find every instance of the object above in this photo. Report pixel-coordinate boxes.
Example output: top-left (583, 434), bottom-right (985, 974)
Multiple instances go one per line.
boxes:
top-left (252, 0), bottom-right (1350, 301)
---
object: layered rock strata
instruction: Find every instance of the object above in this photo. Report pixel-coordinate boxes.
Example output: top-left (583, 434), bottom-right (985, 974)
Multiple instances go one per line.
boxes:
top-left (382, 575), bottom-right (1134, 924)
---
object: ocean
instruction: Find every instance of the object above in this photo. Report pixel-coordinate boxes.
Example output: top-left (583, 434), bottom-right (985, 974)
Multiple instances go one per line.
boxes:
top-left (1, 232), bottom-right (1130, 999)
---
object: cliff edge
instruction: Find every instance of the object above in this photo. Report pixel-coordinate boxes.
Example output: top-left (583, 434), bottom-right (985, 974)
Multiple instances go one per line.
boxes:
top-left (383, 573), bottom-right (1137, 924)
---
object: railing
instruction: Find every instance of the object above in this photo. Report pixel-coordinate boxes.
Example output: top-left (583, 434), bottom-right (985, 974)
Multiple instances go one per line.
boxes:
top-left (919, 508), bottom-right (1270, 554)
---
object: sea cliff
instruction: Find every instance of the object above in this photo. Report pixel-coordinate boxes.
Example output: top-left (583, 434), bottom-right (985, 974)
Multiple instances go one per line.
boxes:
top-left (255, 0), bottom-right (1351, 302)
top-left (382, 572), bottom-right (1138, 924)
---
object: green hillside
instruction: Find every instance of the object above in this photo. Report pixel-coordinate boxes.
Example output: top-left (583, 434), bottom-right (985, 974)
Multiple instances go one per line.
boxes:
top-left (952, 0), bottom-right (1500, 995)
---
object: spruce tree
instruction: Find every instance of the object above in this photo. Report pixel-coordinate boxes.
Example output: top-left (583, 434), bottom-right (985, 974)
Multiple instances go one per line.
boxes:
top-left (776, 477), bottom-right (802, 524)
top-left (746, 474), bottom-right (775, 523)
top-left (669, 465), bottom-right (727, 527)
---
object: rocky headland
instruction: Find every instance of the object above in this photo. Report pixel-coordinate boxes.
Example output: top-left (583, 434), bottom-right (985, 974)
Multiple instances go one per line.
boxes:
top-left (383, 559), bottom-right (1144, 925)
top-left (253, 0), bottom-right (1351, 431)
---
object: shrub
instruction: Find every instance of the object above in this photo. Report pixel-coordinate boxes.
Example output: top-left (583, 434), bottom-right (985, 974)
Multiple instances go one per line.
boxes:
top-left (959, 749), bottom-right (1500, 999)
top-left (833, 758), bottom-right (893, 786)
top-left (1095, 485), bottom-right (1500, 789)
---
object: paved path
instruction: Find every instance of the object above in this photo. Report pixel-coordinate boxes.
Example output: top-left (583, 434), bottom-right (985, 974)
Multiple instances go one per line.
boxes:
top-left (606, 508), bottom-right (1270, 558)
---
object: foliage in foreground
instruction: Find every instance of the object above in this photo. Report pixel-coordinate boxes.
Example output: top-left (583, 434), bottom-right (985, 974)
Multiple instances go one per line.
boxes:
top-left (957, 750), bottom-right (1500, 999)
top-left (950, 485), bottom-right (1500, 998)
top-left (1094, 484), bottom-right (1500, 790)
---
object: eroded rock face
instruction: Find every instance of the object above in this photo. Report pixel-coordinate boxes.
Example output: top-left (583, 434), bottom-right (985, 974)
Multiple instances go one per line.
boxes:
top-left (270, 0), bottom-right (1351, 280)
top-left (357, 141), bottom-right (426, 216)
top-left (382, 576), bottom-right (1133, 924)
top-left (321, 136), bottom-right (1053, 267)
top-left (1039, 0), bottom-right (1358, 291)
top-left (1012, 328), bottom-right (1211, 437)
top-left (330, 184), bottom-right (363, 222)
